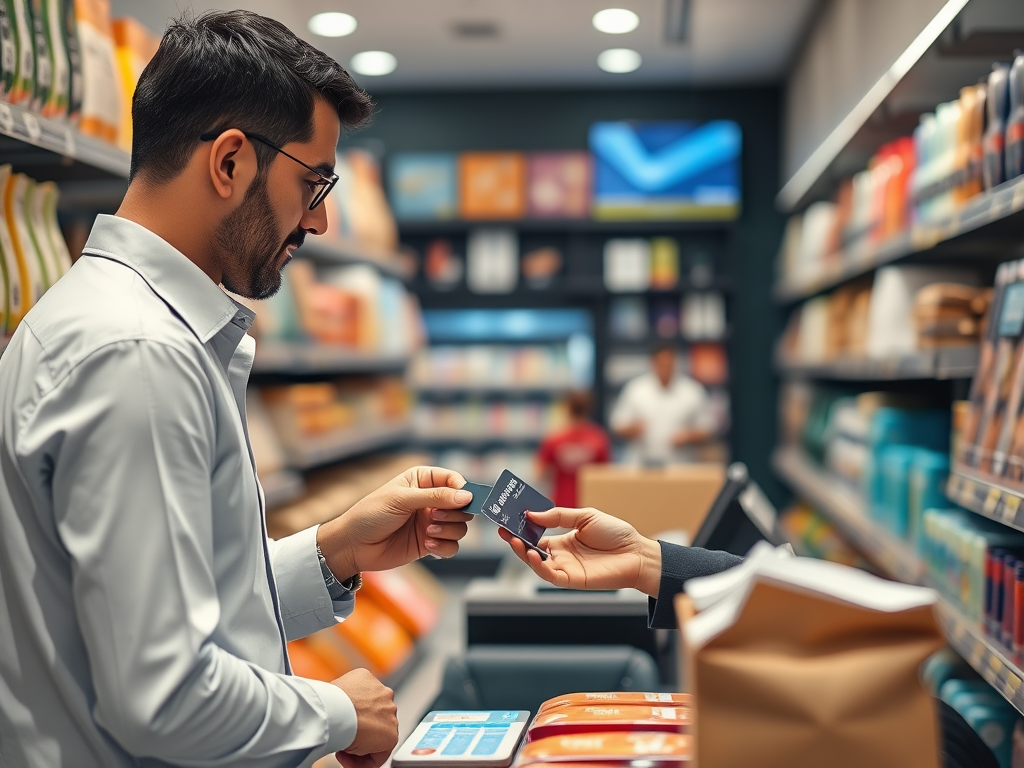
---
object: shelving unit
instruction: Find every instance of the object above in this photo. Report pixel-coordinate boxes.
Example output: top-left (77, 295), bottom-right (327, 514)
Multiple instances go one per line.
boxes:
top-left (773, 447), bottom-right (1024, 716)
top-left (946, 470), bottom-right (1024, 535)
top-left (0, 101), bottom-right (130, 180)
top-left (284, 422), bottom-right (412, 470)
top-left (296, 238), bottom-right (413, 282)
top-left (252, 342), bottom-right (411, 375)
top-left (260, 469), bottom-right (306, 510)
top-left (776, 345), bottom-right (978, 381)
top-left (414, 384), bottom-right (572, 397)
top-left (775, 176), bottom-right (1024, 303)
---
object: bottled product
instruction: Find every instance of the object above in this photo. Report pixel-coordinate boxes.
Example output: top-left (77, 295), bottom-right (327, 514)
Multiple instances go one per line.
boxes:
top-left (4, 169), bottom-right (43, 325)
top-left (0, 2), bottom-right (16, 98)
top-left (7, 0), bottom-right (35, 106)
top-left (984, 63), bottom-right (1011, 191)
top-left (38, 0), bottom-right (69, 118)
top-left (111, 17), bottom-right (157, 151)
top-left (28, 0), bottom-right (51, 113)
top-left (1007, 51), bottom-right (1024, 182)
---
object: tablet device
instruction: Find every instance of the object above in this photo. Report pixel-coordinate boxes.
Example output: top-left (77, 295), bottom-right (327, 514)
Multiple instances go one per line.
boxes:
top-left (691, 462), bottom-right (783, 556)
top-left (392, 711), bottom-right (530, 768)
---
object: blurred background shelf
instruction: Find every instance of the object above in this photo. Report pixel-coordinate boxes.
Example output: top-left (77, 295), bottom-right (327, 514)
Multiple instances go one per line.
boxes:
top-left (252, 342), bottom-right (411, 375)
top-left (774, 176), bottom-right (1024, 303)
top-left (296, 238), bottom-right (414, 283)
top-left (396, 219), bottom-right (737, 235)
top-left (947, 471), bottom-right (1024, 535)
top-left (260, 469), bottom-right (306, 511)
top-left (776, 345), bottom-right (979, 381)
top-left (772, 447), bottom-right (927, 585)
top-left (0, 101), bottom-right (130, 180)
top-left (414, 383), bottom-right (573, 397)
top-left (284, 423), bottom-right (413, 470)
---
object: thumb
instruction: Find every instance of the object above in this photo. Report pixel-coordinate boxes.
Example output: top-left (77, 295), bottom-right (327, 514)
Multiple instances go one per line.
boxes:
top-left (403, 485), bottom-right (473, 511)
top-left (526, 507), bottom-right (596, 529)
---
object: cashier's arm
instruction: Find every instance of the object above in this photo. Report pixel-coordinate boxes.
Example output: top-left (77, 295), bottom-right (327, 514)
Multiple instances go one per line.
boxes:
top-left (498, 508), bottom-right (663, 597)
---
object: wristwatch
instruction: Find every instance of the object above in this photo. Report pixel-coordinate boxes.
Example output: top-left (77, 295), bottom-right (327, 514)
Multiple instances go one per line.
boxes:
top-left (316, 545), bottom-right (362, 600)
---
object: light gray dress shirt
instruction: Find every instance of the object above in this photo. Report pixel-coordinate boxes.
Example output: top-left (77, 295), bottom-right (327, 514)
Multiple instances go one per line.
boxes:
top-left (0, 215), bottom-right (358, 767)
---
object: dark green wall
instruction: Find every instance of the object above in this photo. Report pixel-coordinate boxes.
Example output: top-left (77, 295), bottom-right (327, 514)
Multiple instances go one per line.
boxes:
top-left (352, 86), bottom-right (787, 502)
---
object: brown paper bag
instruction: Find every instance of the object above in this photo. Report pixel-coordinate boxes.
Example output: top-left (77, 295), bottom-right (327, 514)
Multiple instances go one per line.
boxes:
top-left (678, 572), bottom-right (944, 768)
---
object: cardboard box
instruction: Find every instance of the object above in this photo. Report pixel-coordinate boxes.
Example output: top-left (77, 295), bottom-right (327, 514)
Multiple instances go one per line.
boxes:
top-left (577, 464), bottom-right (726, 540)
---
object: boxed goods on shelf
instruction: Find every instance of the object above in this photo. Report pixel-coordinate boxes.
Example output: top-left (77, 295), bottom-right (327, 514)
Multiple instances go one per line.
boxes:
top-left (411, 344), bottom-right (573, 390)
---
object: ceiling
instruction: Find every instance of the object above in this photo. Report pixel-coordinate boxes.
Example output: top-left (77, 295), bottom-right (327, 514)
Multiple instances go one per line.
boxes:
top-left (111, 0), bottom-right (819, 91)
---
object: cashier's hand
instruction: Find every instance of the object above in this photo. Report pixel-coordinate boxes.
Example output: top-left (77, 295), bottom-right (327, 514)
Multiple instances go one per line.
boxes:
top-left (333, 668), bottom-right (398, 768)
top-left (498, 507), bottom-right (663, 598)
top-left (318, 466), bottom-right (475, 579)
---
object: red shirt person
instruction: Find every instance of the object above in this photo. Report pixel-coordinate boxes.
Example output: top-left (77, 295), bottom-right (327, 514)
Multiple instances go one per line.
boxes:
top-left (537, 391), bottom-right (611, 508)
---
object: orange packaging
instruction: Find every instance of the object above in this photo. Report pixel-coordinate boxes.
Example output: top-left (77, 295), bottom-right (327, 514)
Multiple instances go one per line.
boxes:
top-left (333, 592), bottom-right (414, 677)
top-left (112, 17), bottom-right (159, 152)
top-left (286, 639), bottom-right (337, 682)
top-left (360, 569), bottom-right (440, 638)
top-left (515, 732), bottom-right (691, 766)
top-left (538, 692), bottom-right (692, 715)
top-left (527, 706), bottom-right (690, 742)
top-left (459, 152), bottom-right (527, 219)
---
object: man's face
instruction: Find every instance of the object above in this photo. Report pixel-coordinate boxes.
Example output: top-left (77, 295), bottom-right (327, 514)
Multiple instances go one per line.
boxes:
top-left (652, 349), bottom-right (676, 386)
top-left (218, 99), bottom-right (340, 299)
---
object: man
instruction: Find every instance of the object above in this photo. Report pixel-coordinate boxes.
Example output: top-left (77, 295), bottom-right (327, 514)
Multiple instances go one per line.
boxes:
top-left (536, 390), bottom-right (610, 508)
top-left (609, 342), bottom-right (714, 466)
top-left (0, 11), bottom-right (474, 768)
top-left (498, 507), bottom-right (742, 628)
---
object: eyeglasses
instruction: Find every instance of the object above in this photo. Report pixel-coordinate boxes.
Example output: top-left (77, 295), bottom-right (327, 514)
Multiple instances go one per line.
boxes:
top-left (199, 130), bottom-right (339, 211)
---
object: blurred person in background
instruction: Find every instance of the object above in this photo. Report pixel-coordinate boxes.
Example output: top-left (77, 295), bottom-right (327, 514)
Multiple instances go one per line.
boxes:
top-left (610, 342), bottom-right (714, 466)
top-left (536, 390), bottom-right (611, 507)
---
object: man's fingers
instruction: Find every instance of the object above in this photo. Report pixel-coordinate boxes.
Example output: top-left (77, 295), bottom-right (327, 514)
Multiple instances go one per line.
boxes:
top-left (526, 507), bottom-right (595, 529)
top-left (410, 465), bottom-right (468, 492)
top-left (406, 486), bottom-right (474, 511)
top-left (430, 509), bottom-right (474, 523)
top-left (335, 751), bottom-right (391, 768)
top-left (425, 521), bottom-right (469, 541)
top-left (424, 538), bottom-right (459, 558)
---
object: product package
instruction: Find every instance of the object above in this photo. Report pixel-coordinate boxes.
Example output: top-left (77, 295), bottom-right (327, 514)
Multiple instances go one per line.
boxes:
top-left (27, 0), bottom-right (51, 113)
top-left (537, 693), bottom-right (691, 716)
top-left (111, 16), bottom-right (157, 150)
top-left (679, 544), bottom-right (944, 768)
top-left (984, 63), bottom-right (1011, 191)
top-left (0, 167), bottom-right (22, 334)
top-left (6, 0), bottom-right (34, 105)
top-left (649, 237), bottom-right (679, 289)
top-left (3, 169), bottom-right (43, 328)
top-left (24, 176), bottom-right (59, 287)
top-left (527, 152), bottom-right (591, 219)
top-left (37, 0), bottom-right (68, 118)
top-left (459, 152), bottom-right (527, 220)
top-left (0, 2), bottom-right (16, 99)
top-left (527, 706), bottom-right (691, 742)
top-left (514, 732), bottom-right (691, 767)
top-left (389, 153), bottom-right (458, 221)
top-left (74, 0), bottom-right (120, 142)
top-left (466, 228), bottom-right (518, 294)
top-left (603, 239), bottom-right (650, 292)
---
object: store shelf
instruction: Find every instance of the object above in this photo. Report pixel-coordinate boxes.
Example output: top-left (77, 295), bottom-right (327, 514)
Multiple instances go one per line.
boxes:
top-left (414, 434), bottom-right (545, 447)
top-left (776, 345), bottom-right (978, 381)
top-left (415, 277), bottom-right (733, 301)
top-left (284, 422), bottom-right (412, 470)
top-left (771, 447), bottom-right (927, 585)
top-left (398, 218), bottom-right (735, 235)
top-left (936, 600), bottom-right (1024, 717)
top-left (260, 469), bottom-right (306, 510)
top-left (946, 470), bottom-right (1024, 535)
top-left (774, 176), bottom-right (1024, 303)
top-left (0, 102), bottom-right (130, 179)
top-left (414, 383), bottom-right (573, 397)
top-left (296, 238), bottom-right (413, 282)
top-left (252, 342), bottom-right (411, 375)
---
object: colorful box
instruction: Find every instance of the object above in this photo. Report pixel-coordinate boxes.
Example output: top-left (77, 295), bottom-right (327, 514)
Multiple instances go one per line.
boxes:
top-left (388, 153), bottom-right (458, 220)
top-left (527, 152), bottom-right (591, 218)
top-left (459, 152), bottom-right (527, 220)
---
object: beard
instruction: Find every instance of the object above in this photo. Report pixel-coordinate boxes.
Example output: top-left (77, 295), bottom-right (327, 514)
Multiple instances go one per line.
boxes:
top-left (217, 176), bottom-right (305, 300)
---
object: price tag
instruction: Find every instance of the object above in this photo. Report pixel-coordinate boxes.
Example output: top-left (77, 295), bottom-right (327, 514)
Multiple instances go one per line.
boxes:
top-left (0, 103), bottom-right (13, 133)
top-left (1004, 495), bottom-right (1022, 524)
top-left (22, 112), bottom-right (41, 142)
top-left (985, 488), bottom-right (1002, 515)
top-left (1007, 673), bottom-right (1022, 698)
top-left (62, 125), bottom-right (75, 157)
top-left (990, 656), bottom-right (1004, 678)
top-left (962, 481), bottom-right (977, 507)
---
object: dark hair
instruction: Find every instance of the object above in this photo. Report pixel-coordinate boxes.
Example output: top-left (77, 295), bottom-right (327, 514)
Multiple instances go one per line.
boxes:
top-left (565, 390), bottom-right (593, 419)
top-left (130, 10), bottom-right (374, 183)
top-left (652, 341), bottom-right (677, 357)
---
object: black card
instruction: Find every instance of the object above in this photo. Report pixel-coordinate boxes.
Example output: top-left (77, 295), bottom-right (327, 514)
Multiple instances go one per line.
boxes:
top-left (480, 470), bottom-right (552, 560)
top-left (456, 482), bottom-right (495, 516)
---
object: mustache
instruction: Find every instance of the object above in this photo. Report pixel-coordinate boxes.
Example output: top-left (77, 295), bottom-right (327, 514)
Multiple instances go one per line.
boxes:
top-left (284, 230), bottom-right (306, 251)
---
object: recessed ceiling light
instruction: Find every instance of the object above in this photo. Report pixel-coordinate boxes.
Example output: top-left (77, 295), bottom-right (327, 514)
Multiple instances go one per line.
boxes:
top-left (350, 50), bottom-right (397, 76)
top-left (308, 12), bottom-right (357, 38)
top-left (593, 8), bottom-right (639, 34)
top-left (598, 48), bottom-right (642, 73)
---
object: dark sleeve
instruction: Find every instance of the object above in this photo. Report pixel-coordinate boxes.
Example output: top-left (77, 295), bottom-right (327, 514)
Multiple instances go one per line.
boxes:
top-left (647, 540), bottom-right (744, 629)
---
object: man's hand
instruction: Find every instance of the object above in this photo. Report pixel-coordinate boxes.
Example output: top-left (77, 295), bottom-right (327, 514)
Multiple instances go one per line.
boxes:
top-left (332, 669), bottom-right (397, 768)
top-left (498, 507), bottom-right (662, 597)
top-left (317, 467), bottom-right (475, 579)
top-left (672, 429), bottom-right (709, 448)
top-left (615, 420), bottom-right (645, 441)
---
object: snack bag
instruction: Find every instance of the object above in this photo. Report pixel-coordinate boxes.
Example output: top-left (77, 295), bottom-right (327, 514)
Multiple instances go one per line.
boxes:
top-left (24, 177), bottom-right (60, 287)
top-left (0, 1), bottom-right (17, 98)
top-left (38, 0), bottom-right (69, 118)
top-left (111, 16), bottom-right (158, 151)
top-left (7, 0), bottom-right (35, 105)
top-left (527, 706), bottom-right (690, 742)
top-left (27, 0), bottom-right (51, 112)
top-left (514, 732), bottom-right (691, 767)
top-left (537, 692), bottom-right (692, 716)
top-left (3, 169), bottom-right (44, 327)
top-left (62, 0), bottom-right (82, 123)
top-left (0, 166), bottom-right (22, 334)
top-left (74, 0), bottom-right (120, 142)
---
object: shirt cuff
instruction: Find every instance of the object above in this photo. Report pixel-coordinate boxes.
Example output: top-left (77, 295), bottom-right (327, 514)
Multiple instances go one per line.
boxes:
top-left (271, 525), bottom-right (355, 641)
top-left (302, 678), bottom-right (359, 754)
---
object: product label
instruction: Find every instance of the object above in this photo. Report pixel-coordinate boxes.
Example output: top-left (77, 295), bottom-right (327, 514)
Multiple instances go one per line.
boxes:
top-left (1000, 283), bottom-right (1024, 337)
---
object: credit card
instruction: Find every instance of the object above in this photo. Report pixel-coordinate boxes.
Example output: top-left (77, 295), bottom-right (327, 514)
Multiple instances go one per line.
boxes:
top-left (456, 482), bottom-right (495, 516)
top-left (479, 470), bottom-right (552, 561)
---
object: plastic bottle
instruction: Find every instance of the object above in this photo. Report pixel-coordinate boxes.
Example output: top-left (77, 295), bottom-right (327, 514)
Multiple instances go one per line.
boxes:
top-left (983, 63), bottom-right (1011, 190)
top-left (1006, 51), bottom-right (1024, 182)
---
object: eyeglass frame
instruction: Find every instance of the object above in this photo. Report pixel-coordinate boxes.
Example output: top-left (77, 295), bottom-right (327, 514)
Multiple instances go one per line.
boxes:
top-left (199, 130), bottom-right (339, 211)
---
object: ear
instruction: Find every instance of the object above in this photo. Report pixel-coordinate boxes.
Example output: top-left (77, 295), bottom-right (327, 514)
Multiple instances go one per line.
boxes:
top-left (207, 129), bottom-right (257, 202)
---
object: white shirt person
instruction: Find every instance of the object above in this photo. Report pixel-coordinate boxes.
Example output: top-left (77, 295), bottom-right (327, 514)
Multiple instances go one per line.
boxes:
top-left (609, 345), bottom-right (715, 465)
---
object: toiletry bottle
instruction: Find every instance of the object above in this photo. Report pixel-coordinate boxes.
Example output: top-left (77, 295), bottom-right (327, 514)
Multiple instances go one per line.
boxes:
top-left (1006, 51), bottom-right (1024, 182)
top-left (984, 63), bottom-right (1011, 190)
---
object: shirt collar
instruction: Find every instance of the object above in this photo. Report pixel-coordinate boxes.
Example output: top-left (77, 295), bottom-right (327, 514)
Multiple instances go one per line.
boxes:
top-left (81, 214), bottom-right (255, 344)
